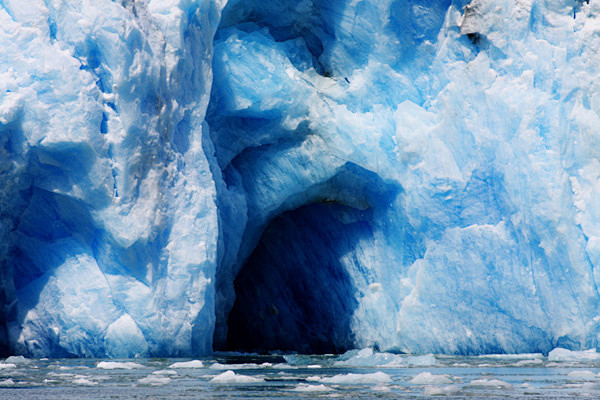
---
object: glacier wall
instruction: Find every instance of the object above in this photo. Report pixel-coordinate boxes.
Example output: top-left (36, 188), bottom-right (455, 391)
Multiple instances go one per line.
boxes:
top-left (0, 0), bottom-right (224, 357)
top-left (1, 0), bottom-right (600, 357)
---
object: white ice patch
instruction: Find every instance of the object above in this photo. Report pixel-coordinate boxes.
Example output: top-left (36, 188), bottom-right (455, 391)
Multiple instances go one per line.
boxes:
top-left (548, 348), bottom-right (600, 362)
top-left (0, 379), bottom-right (15, 386)
top-left (72, 377), bottom-right (98, 386)
top-left (291, 383), bottom-right (334, 392)
top-left (4, 356), bottom-right (31, 364)
top-left (410, 372), bottom-right (453, 385)
top-left (469, 378), bottom-right (512, 388)
top-left (317, 371), bottom-right (392, 384)
top-left (210, 362), bottom-right (271, 369)
top-left (423, 384), bottom-right (461, 396)
top-left (513, 359), bottom-right (543, 366)
top-left (567, 370), bottom-right (597, 379)
top-left (334, 348), bottom-right (436, 367)
top-left (96, 361), bottom-right (145, 370)
top-left (138, 374), bottom-right (171, 386)
top-left (210, 370), bottom-right (265, 384)
top-left (168, 360), bottom-right (204, 368)
top-left (478, 353), bottom-right (543, 360)
top-left (153, 369), bottom-right (177, 375)
top-left (0, 363), bottom-right (16, 369)
top-left (372, 383), bottom-right (392, 392)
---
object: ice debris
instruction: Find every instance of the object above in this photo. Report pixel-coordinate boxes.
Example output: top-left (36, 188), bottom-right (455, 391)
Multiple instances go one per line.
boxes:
top-left (168, 360), bottom-right (204, 369)
top-left (96, 361), bottom-right (145, 370)
top-left (410, 372), bottom-right (453, 385)
top-left (548, 348), bottom-right (600, 362)
top-left (316, 372), bottom-right (392, 384)
top-left (210, 370), bottom-right (265, 384)
top-left (334, 348), bottom-right (436, 367)
top-left (138, 375), bottom-right (171, 386)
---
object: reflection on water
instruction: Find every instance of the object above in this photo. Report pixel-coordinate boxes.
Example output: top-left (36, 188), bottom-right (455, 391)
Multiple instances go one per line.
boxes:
top-left (1, 349), bottom-right (600, 398)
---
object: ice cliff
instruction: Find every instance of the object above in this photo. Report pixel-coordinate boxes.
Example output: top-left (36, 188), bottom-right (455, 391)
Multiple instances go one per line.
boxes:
top-left (1, 0), bottom-right (600, 357)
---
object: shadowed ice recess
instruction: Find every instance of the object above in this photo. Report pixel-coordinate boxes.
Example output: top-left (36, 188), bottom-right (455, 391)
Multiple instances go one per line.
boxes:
top-left (1, 0), bottom-right (600, 358)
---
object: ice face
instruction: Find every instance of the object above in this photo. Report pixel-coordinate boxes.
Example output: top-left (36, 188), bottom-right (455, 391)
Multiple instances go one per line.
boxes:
top-left (2, 0), bottom-right (600, 357)
top-left (0, 0), bottom-right (224, 357)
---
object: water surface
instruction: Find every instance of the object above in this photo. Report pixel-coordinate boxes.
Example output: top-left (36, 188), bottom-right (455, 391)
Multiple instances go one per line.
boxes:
top-left (1, 350), bottom-right (599, 398)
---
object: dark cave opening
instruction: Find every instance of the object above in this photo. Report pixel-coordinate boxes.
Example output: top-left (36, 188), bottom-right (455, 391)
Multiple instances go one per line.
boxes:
top-left (224, 202), bottom-right (372, 354)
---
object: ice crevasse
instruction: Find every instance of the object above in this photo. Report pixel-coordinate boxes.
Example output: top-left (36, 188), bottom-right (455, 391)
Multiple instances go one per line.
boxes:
top-left (1, 0), bottom-right (600, 357)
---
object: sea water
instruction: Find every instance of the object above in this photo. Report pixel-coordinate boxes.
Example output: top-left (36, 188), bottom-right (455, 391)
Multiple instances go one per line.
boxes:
top-left (2, 349), bottom-right (600, 398)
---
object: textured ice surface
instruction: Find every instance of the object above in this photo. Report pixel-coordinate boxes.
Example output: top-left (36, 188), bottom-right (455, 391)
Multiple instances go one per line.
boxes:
top-left (315, 371), bottom-right (393, 384)
top-left (138, 374), bottom-right (171, 386)
top-left (468, 378), bottom-right (512, 388)
top-left (334, 348), bottom-right (437, 367)
top-left (210, 370), bottom-right (265, 383)
top-left (567, 370), bottom-right (597, 379)
top-left (291, 383), bottom-right (334, 392)
top-left (410, 372), bottom-right (453, 385)
top-left (2, 0), bottom-right (600, 357)
top-left (423, 384), bottom-right (461, 396)
top-left (168, 360), bottom-right (204, 369)
top-left (96, 361), bottom-right (144, 370)
top-left (549, 348), bottom-right (600, 362)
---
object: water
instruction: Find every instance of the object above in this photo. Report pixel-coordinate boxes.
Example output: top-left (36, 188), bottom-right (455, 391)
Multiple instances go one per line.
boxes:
top-left (1, 352), bottom-right (600, 398)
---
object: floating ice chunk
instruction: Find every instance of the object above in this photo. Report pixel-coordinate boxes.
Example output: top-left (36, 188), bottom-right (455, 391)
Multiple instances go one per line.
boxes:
top-left (5, 356), bottom-right (31, 364)
top-left (272, 363), bottom-right (296, 369)
top-left (0, 379), bottom-right (15, 386)
top-left (96, 361), bottom-right (144, 370)
top-left (168, 360), bottom-right (204, 368)
top-left (469, 379), bottom-right (512, 388)
top-left (291, 383), bottom-right (334, 392)
top-left (72, 377), bottom-right (98, 386)
top-left (318, 372), bottom-right (392, 384)
top-left (478, 353), bottom-right (543, 360)
top-left (582, 382), bottom-right (600, 391)
top-left (372, 383), bottom-right (392, 392)
top-left (210, 362), bottom-right (271, 370)
top-left (567, 370), bottom-right (597, 379)
top-left (548, 348), bottom-right (600, 362)
top-left (0, 363), bottom-right (16, 369)
top-left (423, 384), bottom-right (461, 396)
top-left (152, 369), bottom-right (177, 375)
top-left (210, 370), bottom-right (265, 384)
top-left (334, 348), bottom-right (435, 367)
top-left (513, 359), bottom-right (543, 366)
top-left (138, 374), bottom-right (171, 386)
top-left (410, 372), bottom-right (453, 385)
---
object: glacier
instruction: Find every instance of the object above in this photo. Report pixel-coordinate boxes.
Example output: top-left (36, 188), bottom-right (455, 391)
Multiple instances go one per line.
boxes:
top-left (1, 0), bottom-right (600, 358)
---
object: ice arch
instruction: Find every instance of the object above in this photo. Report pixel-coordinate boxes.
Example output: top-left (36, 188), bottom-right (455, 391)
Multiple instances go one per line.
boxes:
top-left (212, 160), bottom-right (400, 352)
top-left (207, 0), bottom-right (404, 351)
